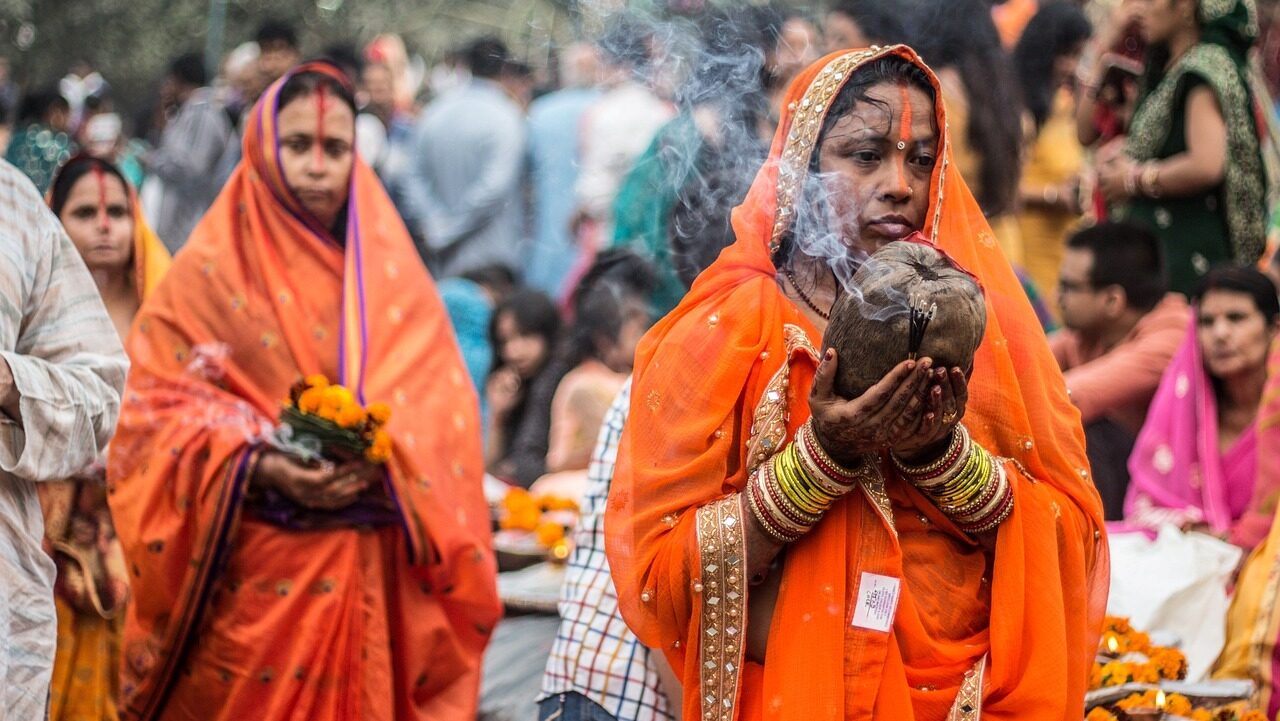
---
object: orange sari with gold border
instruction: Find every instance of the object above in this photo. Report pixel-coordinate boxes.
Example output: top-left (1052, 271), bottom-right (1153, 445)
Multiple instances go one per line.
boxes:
top-left (605, 46), bottom-right (1108, 721)
top-left (107, 63), bottom-right (499, 721)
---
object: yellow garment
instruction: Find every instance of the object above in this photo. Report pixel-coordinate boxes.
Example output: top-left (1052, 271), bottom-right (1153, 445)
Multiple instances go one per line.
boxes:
top-left (940, 74), bottom-right (1026, 265)
top-left (48, 596), bottom-right (122, 721)
top-left (1018, 91), bottom-right (1085, 314)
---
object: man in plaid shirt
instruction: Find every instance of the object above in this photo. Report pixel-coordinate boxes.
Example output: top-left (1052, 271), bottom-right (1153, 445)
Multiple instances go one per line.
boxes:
top-left (538, 379), bottom-right (679, 721)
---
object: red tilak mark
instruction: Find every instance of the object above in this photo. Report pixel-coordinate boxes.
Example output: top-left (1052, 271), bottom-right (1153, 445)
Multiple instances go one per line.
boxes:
top-left (898, 83), bottom-right (913, 145)
top-left (897, 83), bottom-right (914, 190)
top-left (92, 164), bottom-right (109, 231)
top-left (314, 85), bottom-right (328, 169)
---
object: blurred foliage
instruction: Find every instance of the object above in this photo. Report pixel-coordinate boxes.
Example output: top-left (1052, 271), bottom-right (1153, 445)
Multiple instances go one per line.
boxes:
top-left (6, 0), bottom-right (576, 120)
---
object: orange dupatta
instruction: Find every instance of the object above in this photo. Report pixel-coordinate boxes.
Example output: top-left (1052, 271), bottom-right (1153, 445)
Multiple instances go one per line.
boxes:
top-left (107, 62), bottom-right (499, 721)
top-left (605, 47), bottom-right (1108, 721)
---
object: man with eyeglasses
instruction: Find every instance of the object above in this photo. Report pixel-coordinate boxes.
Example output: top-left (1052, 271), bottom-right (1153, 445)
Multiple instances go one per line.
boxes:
top-left (1050, 221), bottom-right (1190, 519)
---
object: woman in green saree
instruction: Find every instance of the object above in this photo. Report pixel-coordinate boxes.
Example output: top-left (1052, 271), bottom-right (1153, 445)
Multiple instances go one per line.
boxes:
top-left (1097, 0), bottom-right (1266, 295)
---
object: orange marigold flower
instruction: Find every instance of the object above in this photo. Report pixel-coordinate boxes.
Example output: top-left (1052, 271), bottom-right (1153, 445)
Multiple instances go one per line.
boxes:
top-left (1239, 711), bottom-right (1267, 721)
top-left (322, 385), bottom-right (354, 411)
top-left (535, 520), bottom-right (565, 547)
top-left (1099, 662), bottom-right (1134, 688)
top-left (1089, 663), bottom-right (1103, 690)
top-left (1085, 709), bottom-right (1118, 721)
top-left (336, 404), bottom-right (367, 429)
top-left (298, 387), bottom-right (325, 414)
top-left (1117, 690), bottom-right (1157, 711)
top-left (1147, 646), bottom-right (1188, 681)
top-left (1188, 710), bottom-right (1214, 721)
top-left (305, 374), bottom-right (329, 389)
top-left (1163, 693), bottom-right (1192, 716)
top-left (367, 402), bottom-right (392, 426)
top-left (365, 429), bottom-right (393, 463)
top-left (1131, 663), bottom-right (1160, 684)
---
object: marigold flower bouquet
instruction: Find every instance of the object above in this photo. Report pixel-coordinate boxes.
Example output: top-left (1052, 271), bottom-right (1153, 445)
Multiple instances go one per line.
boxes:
top-left (1087, 617), bottom-right (1264, 721)
top-left (278, 374), bottom-right (393, 464)
top-left (495, 487), bottom-right (579, 564)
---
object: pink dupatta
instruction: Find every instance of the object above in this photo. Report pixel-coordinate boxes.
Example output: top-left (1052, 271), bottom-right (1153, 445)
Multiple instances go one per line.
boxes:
top-left (1125, 315), bottom-right (1259, 540)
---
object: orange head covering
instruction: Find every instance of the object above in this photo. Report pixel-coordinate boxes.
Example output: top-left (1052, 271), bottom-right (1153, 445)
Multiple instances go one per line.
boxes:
top-left (606, 46), bottom-right (1107, 721)
top-left (108, 61), bottom-right (498, 720)
top-left (47, 154), bottom-right (172, 300)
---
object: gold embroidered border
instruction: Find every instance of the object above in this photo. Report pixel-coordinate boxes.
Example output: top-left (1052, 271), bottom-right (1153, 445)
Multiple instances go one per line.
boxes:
top-left (745, 325), bottom-right (820, 474)
top-left (770, 45), bottom-right (950, 253)
top-left (857, 457), bottom-right (897, 536)
top-left (695, 496), bottom-right (747, 721)
top-left (946, 655), bottom-right (987, 721)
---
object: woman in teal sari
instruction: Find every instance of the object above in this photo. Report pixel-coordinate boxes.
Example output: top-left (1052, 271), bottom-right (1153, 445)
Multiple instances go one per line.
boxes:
top-left (1097, 0), bottom-right (1267, 295)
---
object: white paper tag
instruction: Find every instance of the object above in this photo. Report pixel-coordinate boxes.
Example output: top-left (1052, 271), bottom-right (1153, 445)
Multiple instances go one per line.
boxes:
top-left (850, 572), bottom-right (901, 633)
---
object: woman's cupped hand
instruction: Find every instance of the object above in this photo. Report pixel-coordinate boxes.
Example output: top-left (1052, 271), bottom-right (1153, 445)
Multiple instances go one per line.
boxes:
top-left (808, 349), bottom-right (969, 467)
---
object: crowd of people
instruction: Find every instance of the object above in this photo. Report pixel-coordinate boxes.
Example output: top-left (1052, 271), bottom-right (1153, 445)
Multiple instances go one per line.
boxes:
top-left (6, 0), bottom-right (1280, 719)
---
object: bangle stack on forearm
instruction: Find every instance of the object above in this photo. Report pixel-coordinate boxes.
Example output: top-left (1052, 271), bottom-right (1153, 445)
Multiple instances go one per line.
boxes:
top-left (891, 424), bottom-right (1014, 535)
top-left (747, 420), bottom-right (862, 543)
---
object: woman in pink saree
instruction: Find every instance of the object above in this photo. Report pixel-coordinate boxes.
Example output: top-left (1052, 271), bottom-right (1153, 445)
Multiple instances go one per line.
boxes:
top-left (1125, 266), bottom-right (1279, 549)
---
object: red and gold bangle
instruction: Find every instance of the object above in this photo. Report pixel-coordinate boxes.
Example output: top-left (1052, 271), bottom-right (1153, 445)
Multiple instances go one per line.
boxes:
top-left (960, 482), bottom-right (1015, 535)
top-left (958, 467), bottom-right (1015, 534)
top-left (747, 471), bottom-right (805, 542)
top-left (796, 431), bottom-right (858, 496)
top-left (892, 423), bottom-right (967, 480)
top-left (800, 420), bottom-right (862, 485)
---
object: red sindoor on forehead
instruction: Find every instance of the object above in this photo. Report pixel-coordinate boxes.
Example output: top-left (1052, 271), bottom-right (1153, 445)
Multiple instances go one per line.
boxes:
top-left (314, 84), bottom-right (328, 167)
top-left (898, 83), bottom-right (913, 146)
top-left (92, 164), bottom-right (109, 230)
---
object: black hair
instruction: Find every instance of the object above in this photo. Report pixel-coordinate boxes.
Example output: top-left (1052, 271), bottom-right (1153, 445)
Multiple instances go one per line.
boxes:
top-left (909, 0), bottom-right (1023, 217)
top-left (1193, 266), bottom-right (1280, 326)
top-left (17, 88), bottom-right (69, 125)
top-left (1065, 221), bottom-right (1168, 312)
top-left (169, 52), bottom-right (208, 88)
top-left (321, 43), bottom-right (363, 84)
top-left (774, 55), bottom-right (935, 275)
top-left (562, 250), bottom-right (657, 370)
top-left (256, 20), bottom-right (299, 50)
top-left (1013, 2), bottom-right (1092, 128)
top-left (49, 155), bottom-right (129, 217)
top-left (278, 69), bottom-right (358, 115)
top-left (489, 288), bottom-right (562, 377)
top-left (465, 36), bottom-right (509, 80)
top-left (828, 0), bottom-right (910, 46)
top-left (460, 264), bottom-right (517, 298)
top-left (598, 14), bottom-right (652, 71)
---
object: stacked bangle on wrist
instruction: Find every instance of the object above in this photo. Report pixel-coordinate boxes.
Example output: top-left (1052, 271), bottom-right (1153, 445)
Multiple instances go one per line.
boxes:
top-left (891, 424), bottom-right (1014, 535)
top-left (1138, 162), bottom-right (1162, 198)
top-left (746, 420), bottom-right (864, 543)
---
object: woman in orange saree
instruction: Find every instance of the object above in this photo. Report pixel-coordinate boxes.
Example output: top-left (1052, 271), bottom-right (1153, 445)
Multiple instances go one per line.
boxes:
top-left (107, 61), bottom-right (499, 720)
top-left (606, 46), bottom-right (1108, 721)
top-left (42, 155), bottom-right (171, 721)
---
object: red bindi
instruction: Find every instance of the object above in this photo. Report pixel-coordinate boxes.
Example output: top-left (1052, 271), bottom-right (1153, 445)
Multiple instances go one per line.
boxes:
top-left (314, 85), bottom-right (328, 168)
top-left (92, 164), bottom-right (108, 231)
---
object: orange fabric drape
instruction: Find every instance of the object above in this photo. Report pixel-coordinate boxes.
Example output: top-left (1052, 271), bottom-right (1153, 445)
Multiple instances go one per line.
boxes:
top-left (107, 62), bottom-right (499, 721)
top-left (43, 159), bottom-right (171, 721)
top-left (605, 46), bottom-right (1108, 721)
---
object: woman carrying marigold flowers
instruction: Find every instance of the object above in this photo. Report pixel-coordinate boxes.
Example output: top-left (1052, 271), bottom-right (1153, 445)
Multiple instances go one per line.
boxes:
top-left (107, 62), bottom-right (497, 721)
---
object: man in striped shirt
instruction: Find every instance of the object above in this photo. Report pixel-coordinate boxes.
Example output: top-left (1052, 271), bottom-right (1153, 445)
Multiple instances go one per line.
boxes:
top-left (0, 159), bottom-right (128, 720)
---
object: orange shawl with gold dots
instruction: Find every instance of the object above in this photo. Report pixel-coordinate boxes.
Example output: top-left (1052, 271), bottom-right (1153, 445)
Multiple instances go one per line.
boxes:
top-left (605, 46), bottom-right (1108, 721)
top-left (107, 62), bottom-right (499, 721)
